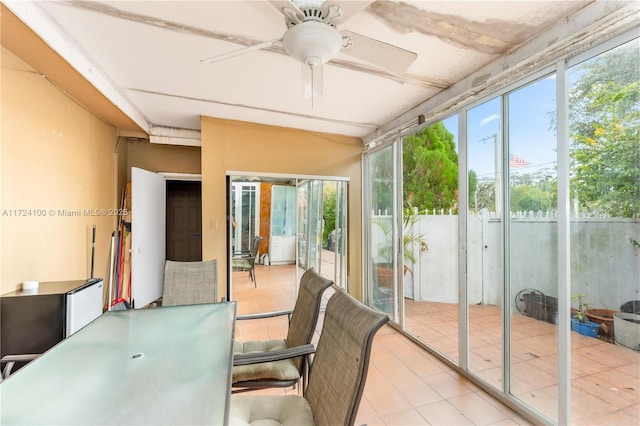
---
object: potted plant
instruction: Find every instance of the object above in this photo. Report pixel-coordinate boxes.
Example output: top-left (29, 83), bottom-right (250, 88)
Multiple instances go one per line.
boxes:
top-left (571, 293), bottom-right (600, 338)
top-left (585, 305), bottom-right (616, 340)
top-left (372, 203), bottom-right (427, 290)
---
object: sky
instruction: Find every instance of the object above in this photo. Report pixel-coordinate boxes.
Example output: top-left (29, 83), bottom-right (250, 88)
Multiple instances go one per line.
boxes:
top-left (441, 75), bottom-right (558, 179)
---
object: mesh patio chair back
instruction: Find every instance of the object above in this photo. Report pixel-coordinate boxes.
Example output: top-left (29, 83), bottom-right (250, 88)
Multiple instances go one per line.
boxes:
top-left (162, 259), bottom-right (217, 306)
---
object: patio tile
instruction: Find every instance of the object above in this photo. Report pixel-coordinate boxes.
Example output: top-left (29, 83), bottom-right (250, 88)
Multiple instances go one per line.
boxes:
top-left (416, 400), bottom-right (474, 425)
top-left (473, 366), bottom-right (503, 389)
top-left (355, 397), bottom-right (385, 426)
top-left (395, 376), bottom-right (444, 407)
top-left (422, 335), bottom-right (459, 354)
top-left (514, 386), bottom-right (558, 420)
top-left (382, 408), bottom-right (428, 425)
top-left (448, 392), bottom-right (512, 425)
top-left (424, 371), bottom-right (477, 399)
top-left (362, 374), bottom-right (413, 416)
top-left (375, 357), bottom-right (422, 384)
top-left (377, 333), bottom-right (425, 360)
top-left (233, 262), bottom-right (639, 425)
top-left (404, 352), bottom-right (447, 377)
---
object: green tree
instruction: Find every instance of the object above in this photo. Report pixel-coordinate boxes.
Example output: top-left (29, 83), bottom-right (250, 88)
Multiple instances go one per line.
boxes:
top-left (468, 170), bottom-right (478, 210)
top-left (475, 180), bottom-right (495, 211)
top-left (403, 122), bottom-right (459, 211)
top-left (569, 40), bottom-right (640, 217)
top-left (510, 185), bottom-right (552, 212)
top-left (322, 183), bottom-right (336, 246)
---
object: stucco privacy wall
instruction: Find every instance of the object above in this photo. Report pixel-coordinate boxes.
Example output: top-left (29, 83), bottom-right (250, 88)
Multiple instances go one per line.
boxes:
top-left (389, 213), bottom-right (640, 310)
top-left (200, 116), bottom-right (363, 300)
top-left (1, 47), bottom-right (119, 296)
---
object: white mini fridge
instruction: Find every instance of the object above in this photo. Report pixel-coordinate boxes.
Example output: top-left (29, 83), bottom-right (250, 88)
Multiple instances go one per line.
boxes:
top-left (1, 278), bottom-right (104, 372)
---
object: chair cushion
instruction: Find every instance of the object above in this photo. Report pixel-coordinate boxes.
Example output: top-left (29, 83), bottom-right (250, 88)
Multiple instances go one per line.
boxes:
top-left (229, 395), bottom-right (314, 426)
top-left (233, 339), bottom-right (300, 382)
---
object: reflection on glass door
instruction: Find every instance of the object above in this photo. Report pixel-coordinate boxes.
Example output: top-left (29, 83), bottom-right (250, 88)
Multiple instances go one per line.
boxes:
top-left (297, 179), bottom-right (349, 286)
top-left (369, 144), bottom-right (400, 320)
top-left (297, 180), bottom-right (323, 272)
top-left (297, 182), bottom-right (308, 268)
top-left (333, 181), bottom-right (348, 289)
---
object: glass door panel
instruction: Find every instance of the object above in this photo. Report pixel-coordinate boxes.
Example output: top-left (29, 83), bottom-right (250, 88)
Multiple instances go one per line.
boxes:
top-left (232, 182), bottom-right (260, 253)
top-left (402, 117), bottom-right (460, 363)
top-left (568, 39), bottom-right (640, 425)
top-left (269, 184), bottom-right (296, 266)
top-left (297, 181), bottom-right (309, 268)
top-left (507, 75), bottom-right (559, 421)
top-left (297, 179), bottom-right (348, 284)
top-left (333, 181), bottom-right (348, 289)
top-left (296, 180), bottom-right (323, 272)
top-left (466, 97), bottom-right (504, 388)
top-left (369, 144), bottom-right (400, 319)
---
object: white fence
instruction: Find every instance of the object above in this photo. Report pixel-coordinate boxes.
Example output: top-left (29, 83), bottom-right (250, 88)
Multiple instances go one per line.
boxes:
top-left (372, 210), bottom-right (640, 311)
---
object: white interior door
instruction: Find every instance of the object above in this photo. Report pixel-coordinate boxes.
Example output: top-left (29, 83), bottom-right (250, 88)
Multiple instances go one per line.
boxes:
top-left (131, 167), bottom-right (166, 308)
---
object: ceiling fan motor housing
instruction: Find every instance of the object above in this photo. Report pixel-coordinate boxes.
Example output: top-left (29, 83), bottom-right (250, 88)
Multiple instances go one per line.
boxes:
top-left (282, 20), bottom-right (343, 67)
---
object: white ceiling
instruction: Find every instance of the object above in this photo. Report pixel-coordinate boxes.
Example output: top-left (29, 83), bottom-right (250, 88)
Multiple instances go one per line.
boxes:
top-left (5, 1), bottom-right (633, 141)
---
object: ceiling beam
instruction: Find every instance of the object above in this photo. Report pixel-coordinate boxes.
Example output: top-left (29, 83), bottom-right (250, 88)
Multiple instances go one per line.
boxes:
top-left (149, 126), bottom-right (202, 147)
top-left (3, 0), bottom-right (151, 134)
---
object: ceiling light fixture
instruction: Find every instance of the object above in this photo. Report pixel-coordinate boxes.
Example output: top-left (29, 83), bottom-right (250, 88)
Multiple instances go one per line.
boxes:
top-left (282, 20), bottom-right (342, 68)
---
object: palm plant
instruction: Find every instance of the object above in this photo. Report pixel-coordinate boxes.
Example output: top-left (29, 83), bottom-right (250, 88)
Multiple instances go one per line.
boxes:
top-left (372, 202), bottom-right (427, 269)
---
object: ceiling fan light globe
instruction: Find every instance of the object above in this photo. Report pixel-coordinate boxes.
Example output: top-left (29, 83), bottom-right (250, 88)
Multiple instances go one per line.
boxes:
top-left (282, 21), bottom-right (342, 66)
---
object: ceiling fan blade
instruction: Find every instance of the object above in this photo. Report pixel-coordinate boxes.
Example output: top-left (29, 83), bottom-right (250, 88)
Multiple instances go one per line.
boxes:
top-left (339, 30), bottom-right (417, 74)
top-left (321, 1), bottom-right (374, 24)
top-left (269, 0), bottom-right (304, 21)
top-left (200, 38), bottom-right (282, 64)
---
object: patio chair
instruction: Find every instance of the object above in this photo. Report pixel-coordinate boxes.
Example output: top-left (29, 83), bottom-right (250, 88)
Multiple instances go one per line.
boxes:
top-left (230, 288), bottom-right (389, 426)
top-left (161, 259), bottom-right (217, 306)
top-left (232, 236), bottom-right (263, 287)
top-left (1, 354), bottom-right (40, 381)
top-left (232, 268), bottom-right (333, 394)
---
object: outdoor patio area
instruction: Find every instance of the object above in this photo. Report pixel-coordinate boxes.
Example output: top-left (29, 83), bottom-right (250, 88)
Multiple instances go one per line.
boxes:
top-left (232, 263), bottom-right (639, 425)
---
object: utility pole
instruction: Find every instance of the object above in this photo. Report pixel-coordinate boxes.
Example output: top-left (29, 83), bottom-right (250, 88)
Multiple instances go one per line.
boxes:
top-left (478, 133), bottom-right (501, 215)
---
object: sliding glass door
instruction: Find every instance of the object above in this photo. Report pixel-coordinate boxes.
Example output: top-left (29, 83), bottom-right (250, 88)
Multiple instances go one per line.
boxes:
top-left (231, 182), bottom-right (260, 253)
top-left (366, 144), bottom-right (401, 320)
top-left (297, 178), bottom-right (349, 287)
top-left (361, 31), bottom-right (639, 425)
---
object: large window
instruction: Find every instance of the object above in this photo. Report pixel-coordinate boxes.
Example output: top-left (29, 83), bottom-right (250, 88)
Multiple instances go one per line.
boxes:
top-left (362, 32), bottom-right (639, 424)
top-left (568, 38), bottom-right (639, 425)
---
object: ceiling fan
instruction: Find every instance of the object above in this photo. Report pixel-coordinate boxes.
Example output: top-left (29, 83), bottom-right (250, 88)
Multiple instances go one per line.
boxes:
top-left (201, 0), bottom-right (417, 99)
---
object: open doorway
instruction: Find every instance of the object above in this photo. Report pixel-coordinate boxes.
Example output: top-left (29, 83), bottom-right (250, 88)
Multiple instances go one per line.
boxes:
top-left (130, 168), bottom-right (203, 308)
top-left (166, 180), bottom-right (202, 262)
top-left (226, 173), bottom-right (348, 305)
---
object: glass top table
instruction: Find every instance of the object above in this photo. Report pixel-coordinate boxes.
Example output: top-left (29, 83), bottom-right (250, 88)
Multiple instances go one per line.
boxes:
top-left (1, 302), bottom-right (236, 425)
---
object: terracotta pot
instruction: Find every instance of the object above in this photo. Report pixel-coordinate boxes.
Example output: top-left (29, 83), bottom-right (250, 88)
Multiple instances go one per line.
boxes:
top-left (375, 265), bottom-right (393, 289)
top-left (586, 308), bottom-right (616, 339)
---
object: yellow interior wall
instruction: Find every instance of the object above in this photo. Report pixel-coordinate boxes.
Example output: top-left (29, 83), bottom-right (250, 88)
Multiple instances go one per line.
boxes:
top-left (201, 116), bottom-right (364, 300)
top-left (127, 140), bottom-right (201, 178)
top-left (1, 47), bottom-right (119, 298)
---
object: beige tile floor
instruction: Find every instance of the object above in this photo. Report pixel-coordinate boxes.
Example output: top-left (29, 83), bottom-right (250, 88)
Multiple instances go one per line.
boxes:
top-left (232, 263), bottom-right (639, 425)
